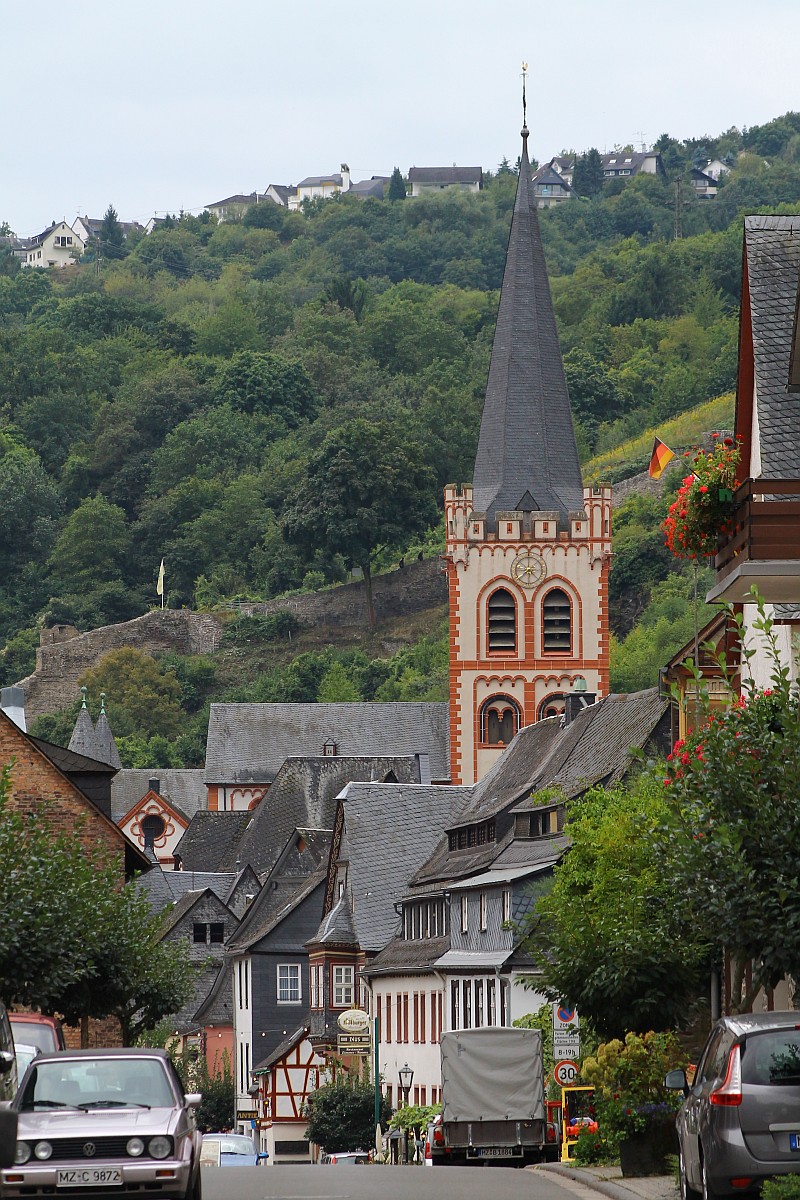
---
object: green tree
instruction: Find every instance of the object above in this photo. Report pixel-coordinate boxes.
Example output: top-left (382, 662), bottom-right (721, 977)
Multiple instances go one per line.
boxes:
top-left (282, 419), bottom-right (437, 628)
top-left (317, 659), bottom-right (362, 702)
top-left (48, 494), bottom-right (132, 593)
top-left (304, 1078), bottom-right (391, 1153)
top-left (388, 167), bottom-right (407, 201)
top-left (661, 600), bottom-right (800, 1011)
top-left (79, 647), bottom-right (183, 739)
top-left (213, 350), bottom-right (318, 425)
top-left (323, 276), bottom-right (369, 322)
top-left (572, 149), bottom-right (605, 197)
top-left (521, 771), bottom-right (710, 1038)
top-left (99, 204), bottom-right (126, 259)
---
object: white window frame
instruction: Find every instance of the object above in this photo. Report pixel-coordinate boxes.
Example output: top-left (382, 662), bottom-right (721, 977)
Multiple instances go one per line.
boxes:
top-left (479, 891), bottom-right (487, 931)
top-left (333, 964), bottom-right (354, 1007)
top-left (502, 888), bottom-right (512, 924)
top-left (460, 894), bottom-right (469, 933)
top-left (277, 963), bottom-right (301, 1004)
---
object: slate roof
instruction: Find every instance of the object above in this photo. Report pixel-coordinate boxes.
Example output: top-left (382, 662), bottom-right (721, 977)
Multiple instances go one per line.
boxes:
top-left (471, 126), bottom-right (584, 529)
top-left (158, 887), bottom-right (236, 937)
top-left (30, 738), bottom-right (117, 777)
top-left (206, 192), bottom-right (259, 207)
top-left (745, 216), bottom-right (800, 480)
top-left (296, 173), bottom-right (344, 188)
top-left (408, 167), bottom-right (482, 185)
top-left (315, 886), bottom-right (359, 946)
top-left (227, 867), bottom-right (327, 952)
top-left (266, 184), bottom-right (292, 204)
top-left (350, 176), bottom-right (389, 198)
top-left (111, 769), bottom-right (207, 824)
top-left (224, 756), bottom-right (420, 877)
top-left (193, 962), bottom-right (232, 1026)
top-left (602, 150), bottom-right (662, 174)
top-left (409, 688), bottom-right (668, 889)
top-left (94, 712), bottom-right (121, 769)
top-left (172, 811), bottom-right (253, 873)
top-left (136, 866), bottom-right (238, 913)
top-left (324, 782), bottom-right (469, 952)
top-left (205, 704), bottom-right (450, 784)
top-left (69, 706), bottom-right (99, 758)
top-left (532, 166), bottom-right (572, 191)
top-left (364, 933), bottom-right (450, 977)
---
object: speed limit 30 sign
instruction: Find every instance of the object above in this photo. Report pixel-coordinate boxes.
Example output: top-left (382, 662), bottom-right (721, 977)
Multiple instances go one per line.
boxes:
top-left (553, 1059), bottom-right (579, 1087)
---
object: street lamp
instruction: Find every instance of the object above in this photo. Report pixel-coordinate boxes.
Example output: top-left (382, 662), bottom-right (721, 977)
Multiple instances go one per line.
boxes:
top-left (398, 1064), bottom-right (414, 1164)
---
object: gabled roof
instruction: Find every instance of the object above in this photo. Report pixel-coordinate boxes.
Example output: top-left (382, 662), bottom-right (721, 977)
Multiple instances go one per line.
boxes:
top-left (206, 192), bottom-right (259, 208)
top-left (159, 886), bottom-right (238, 936)
top-left (471, 125), bottom-right (584, 529)
top-left (266, 184), bottom-right (292, 204)
top-left (225, 755), bottom-right (424, 876)
top-left (317, 782), bottom-right (468, 952)
top-left (601, 150), bottom-right (662, 174)
top-left (532, 166), bottom-right (572, 191)
top-left (408, 166), bottom-right (482, 184)
top-left (314, 887), bottom-right (358, 946)
top-left (172, 811), bottom-right (253, 873)
top-left (296, 174), bottom-right (344, 189)
top-left (205, 704), bottom-right (449, 784)
top-left (227, 867), bottom-right (327, 953)
top-left (364, 933), bottom-right (450, 977)
top-left (136, 866), bottom-right (238, 913)
top-left (29, 737), bottom-right (117, 777)
top-left (111, 769), bottom-right (207, 824)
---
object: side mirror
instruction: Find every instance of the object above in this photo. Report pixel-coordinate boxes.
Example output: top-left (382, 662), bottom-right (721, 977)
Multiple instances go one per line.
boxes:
top-left (0, 1107), bottom-right (19, 1169)
top-left (665, 1068), bottom-right (689, 1094)
top-left (0, 1050), bottom-right (14, 1077)
top-left (184, 1093), bottom-right (202, 1109)
top-left (257, 1152), bottom-right (269, 1162)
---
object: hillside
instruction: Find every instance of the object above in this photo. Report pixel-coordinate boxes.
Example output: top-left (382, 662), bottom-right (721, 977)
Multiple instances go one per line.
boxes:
top-left (4, 112), bottom-right (799, 761)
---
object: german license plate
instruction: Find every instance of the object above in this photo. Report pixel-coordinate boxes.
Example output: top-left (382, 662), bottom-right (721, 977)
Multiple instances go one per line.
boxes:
top-left (476, 1147), bottom-right (519, 1157)
top-left (790, 1134), bottom-right (800, 1152)
top-left (57, 1168), bottom-right (123, 1186)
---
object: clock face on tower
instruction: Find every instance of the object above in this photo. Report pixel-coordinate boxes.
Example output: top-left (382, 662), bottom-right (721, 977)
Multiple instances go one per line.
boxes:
top-left (511, 552), bottom-right (546, 589)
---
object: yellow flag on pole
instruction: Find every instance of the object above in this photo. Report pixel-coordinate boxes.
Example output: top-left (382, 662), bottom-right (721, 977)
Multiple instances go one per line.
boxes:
top-left (156, 559), bottom-right (165, 597)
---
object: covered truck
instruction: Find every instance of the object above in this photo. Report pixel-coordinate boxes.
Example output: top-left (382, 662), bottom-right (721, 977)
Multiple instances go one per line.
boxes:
top-left (433, 1026), bottom-right (554, 1166)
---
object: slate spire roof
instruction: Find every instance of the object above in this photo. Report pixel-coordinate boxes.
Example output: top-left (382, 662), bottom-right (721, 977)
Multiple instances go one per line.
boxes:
top-left (68, 687), bottom-right (99, 758)
top-left (471, 123), bottom-right (584, 529)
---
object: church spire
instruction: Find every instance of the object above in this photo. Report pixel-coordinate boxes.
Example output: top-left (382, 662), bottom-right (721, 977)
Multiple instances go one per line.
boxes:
top-left (471, 84), bottom-right (584, 530)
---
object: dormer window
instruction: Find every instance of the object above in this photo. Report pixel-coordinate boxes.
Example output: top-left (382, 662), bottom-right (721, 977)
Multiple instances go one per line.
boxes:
top-left (323, 740), bottom-right (338, 756)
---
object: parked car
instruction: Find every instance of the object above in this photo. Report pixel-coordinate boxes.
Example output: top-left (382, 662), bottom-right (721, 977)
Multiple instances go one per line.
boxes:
top-left (319, 1149), bottom-right (369, 1164)
top-left (0, 1002), bottom-right (17, 1103)
top-left (1, 1047), bottom-right (202, 1200)
top-left (8, 1012), bottom-right (65, 1054)
top-left (667, 1011), bottom-right (800, 1200)
top-left (201, 1133), bottom-right (267, 1166)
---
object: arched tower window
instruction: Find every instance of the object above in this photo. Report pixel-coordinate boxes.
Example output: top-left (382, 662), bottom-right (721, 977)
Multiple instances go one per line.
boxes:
top-left (538, 693), bottom-right (566, 721)
top-left (487, 588), bottom-right (517, 652)
top-left (542, 588), bottom-right (572, 653)
top-left (480, 695), bottom-right (521, 745)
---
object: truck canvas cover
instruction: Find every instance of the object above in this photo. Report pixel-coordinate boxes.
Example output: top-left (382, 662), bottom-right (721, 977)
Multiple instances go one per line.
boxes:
top-left (440, 1027), bottom-right (545, 1122)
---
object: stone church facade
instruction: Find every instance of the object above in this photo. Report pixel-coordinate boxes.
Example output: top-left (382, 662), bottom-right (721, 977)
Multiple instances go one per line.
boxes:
top-left (445, 120), bottom-right (612, 785)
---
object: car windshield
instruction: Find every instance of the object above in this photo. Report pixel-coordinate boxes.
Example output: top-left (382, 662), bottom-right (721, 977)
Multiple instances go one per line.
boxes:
top-left (742, 1030), bottom-right (800, 1085)
top-left (10, 1021), bottom-right (58, 1054)
top-left (205, 1136), bottom-right (254, 1155)
top-left (19, 1057), bottom-right (175, 1110)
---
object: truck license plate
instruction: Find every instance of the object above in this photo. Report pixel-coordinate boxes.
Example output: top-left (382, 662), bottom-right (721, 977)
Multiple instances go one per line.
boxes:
top-left (476, 1147), bottom-right (519, 1157)
top-left (57, 1168), bottom-right (123, 1186)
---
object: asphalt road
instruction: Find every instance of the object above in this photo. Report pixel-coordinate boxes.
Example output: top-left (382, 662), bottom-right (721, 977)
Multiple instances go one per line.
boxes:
top-left (201, 1162), bottom-right (598, 1200)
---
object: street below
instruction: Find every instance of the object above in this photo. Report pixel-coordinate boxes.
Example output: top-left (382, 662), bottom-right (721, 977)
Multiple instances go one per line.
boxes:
top-left (201, 1163), bottom-right (599, 1200)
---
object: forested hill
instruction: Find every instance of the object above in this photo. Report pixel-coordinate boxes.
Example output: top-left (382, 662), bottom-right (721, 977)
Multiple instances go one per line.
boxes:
top-left (3, 110), bottom-right (800, 752)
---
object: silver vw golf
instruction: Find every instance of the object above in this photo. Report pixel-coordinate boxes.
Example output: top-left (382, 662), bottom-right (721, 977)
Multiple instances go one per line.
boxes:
top-left (1, 1047), bottom-right (202, 1200)
top-left (667, 1011), bottom-right (800, 1200)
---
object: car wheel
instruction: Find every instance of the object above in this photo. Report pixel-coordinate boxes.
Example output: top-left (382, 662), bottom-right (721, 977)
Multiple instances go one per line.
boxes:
top-left (702, 1154), bottom-right (719, 1200)
top-left (680, 1148), bottom-right (701, 1200)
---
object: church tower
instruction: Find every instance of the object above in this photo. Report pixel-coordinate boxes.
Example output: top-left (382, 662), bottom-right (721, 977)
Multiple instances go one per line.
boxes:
top-left (444, 103), bottom-right (611, 786)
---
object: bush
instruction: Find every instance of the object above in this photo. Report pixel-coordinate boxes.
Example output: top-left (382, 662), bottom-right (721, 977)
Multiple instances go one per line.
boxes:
top-left (763, 1178), bottom-right (800, 1200)
top-left (220, 611), bottom-right (301, 646)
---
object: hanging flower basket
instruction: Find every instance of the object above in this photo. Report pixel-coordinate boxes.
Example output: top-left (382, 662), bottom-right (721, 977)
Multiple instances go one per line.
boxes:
top-left (662, 437), bottom-right (741, 559)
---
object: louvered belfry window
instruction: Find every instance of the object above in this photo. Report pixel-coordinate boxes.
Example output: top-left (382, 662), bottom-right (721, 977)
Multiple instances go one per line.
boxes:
top-left (487, 588), bottom-right (516, 651)
top-left (543, 588), bottom-right (571, 653)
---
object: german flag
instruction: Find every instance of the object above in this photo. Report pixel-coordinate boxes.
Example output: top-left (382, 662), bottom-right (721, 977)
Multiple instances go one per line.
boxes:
top-left (648, 437), bottom-right (675, 480)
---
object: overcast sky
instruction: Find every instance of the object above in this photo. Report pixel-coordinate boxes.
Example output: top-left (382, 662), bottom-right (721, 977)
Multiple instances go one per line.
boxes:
top-left (5, 0), bottom-right (800, 237)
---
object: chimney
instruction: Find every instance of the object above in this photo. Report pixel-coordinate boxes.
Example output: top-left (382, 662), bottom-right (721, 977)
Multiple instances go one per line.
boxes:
top-left (415, 752), bottom-right (431, 784)
top-left (563, 681), bottom-right (596, 727)
top-left (340, 163), bottom-right (351, 191)
top-left (148, 777), bottom-right (161, 795)
top-left (0, 686), bottom-right (27, 732)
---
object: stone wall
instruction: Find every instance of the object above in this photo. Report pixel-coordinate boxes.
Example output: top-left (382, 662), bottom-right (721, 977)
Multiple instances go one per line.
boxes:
top-left (15, 559), bottom-right (449, 721)
top-left (17, 610), bottom-right (223, 722)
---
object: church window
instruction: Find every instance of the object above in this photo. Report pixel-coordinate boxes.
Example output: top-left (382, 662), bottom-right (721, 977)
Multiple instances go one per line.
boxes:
top-left (480, 695), bottom-right (521, 745)
top-left (141, 813), bottom-right (165, 849)
top-left (538, 693), bottom-right (566, 720)
top-left (487, 588), bottom-right (516, 652)
top-left (543, 589), bottom-right (572, 653)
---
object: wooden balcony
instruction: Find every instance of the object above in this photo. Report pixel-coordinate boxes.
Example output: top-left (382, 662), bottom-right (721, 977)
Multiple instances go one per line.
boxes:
top-left (707, 479), bottom-right (800, 604)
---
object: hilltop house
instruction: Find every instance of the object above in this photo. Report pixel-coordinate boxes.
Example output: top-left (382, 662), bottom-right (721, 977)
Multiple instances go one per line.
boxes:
top-left (21, 221), bottom-right (84, 269)
top-left (287, 166), bottom-right (351, 210)
top-left (407, 166), bottom-right (482, 197)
